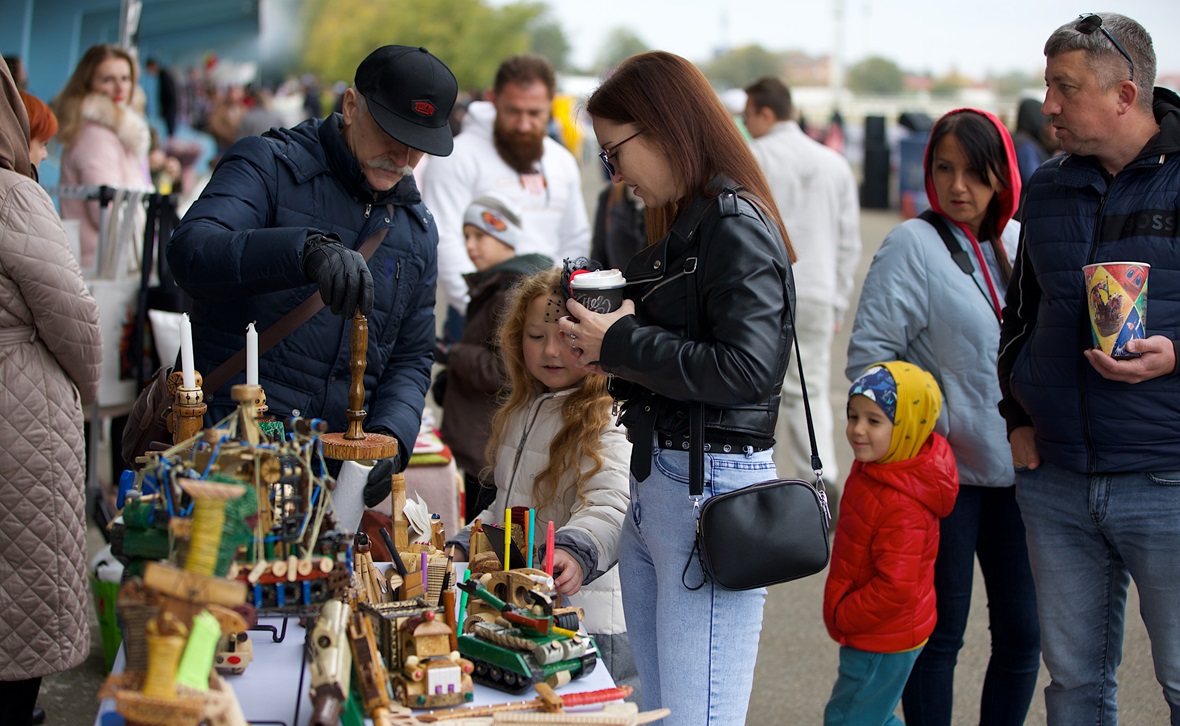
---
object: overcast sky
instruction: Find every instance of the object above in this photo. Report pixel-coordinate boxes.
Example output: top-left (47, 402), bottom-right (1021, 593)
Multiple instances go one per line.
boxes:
top-left (536, 0), bottom-right (1180, 80)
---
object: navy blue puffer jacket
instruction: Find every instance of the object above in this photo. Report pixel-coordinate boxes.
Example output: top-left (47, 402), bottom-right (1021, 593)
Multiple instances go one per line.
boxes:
top-left (998, 88), bottom-right (1180, 473)
top-left (168, 115), bottom-right (437, 463)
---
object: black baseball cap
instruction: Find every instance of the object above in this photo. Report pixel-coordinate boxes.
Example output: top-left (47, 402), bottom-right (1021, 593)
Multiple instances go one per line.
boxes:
top-left (355, 45), bottom-right (457, 156)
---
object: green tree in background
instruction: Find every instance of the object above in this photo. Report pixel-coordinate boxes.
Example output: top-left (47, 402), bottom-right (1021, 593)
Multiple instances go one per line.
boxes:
top-left (300, 0), bottom-right (555, 91)
top-left (847, 56), bottom-right (905, 94)
top-left (529, 8), bottom-right (572, 72)
top-left (595, 28), bottom-right (649, 73)
top-left (702, 45), bottom-right (783, 89)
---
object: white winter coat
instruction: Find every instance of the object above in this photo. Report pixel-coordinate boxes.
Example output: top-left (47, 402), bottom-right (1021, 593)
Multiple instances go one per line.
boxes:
top-left (472, 389), bottom-right (630, 635)
top-left (750, 121), bottom-right (861, 318)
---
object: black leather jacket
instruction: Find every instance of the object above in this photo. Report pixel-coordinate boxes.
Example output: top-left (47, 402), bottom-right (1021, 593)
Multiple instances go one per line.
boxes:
top-left (600, 178), bottom-right (795, 479)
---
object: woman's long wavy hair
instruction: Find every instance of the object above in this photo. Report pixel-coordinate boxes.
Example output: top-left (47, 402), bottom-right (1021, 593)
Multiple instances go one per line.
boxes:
top-left (484, 268), bottom-right (614, 511)
top-left (52, 44), bottom-right (137, 149)
top-left (586, 51), bottom-right (796, 263)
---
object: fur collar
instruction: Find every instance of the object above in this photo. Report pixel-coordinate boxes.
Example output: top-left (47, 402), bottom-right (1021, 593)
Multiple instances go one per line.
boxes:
top-left (80, 93), bottom-right (150, 160)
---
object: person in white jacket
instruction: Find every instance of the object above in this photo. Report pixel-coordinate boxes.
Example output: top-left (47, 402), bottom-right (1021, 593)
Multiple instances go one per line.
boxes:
top-left (445, 268), bottom-right (635, 697)
top-left (744, 76), bottom-right (861, 488)
top-left (419, 55), bottom-right (590, 335)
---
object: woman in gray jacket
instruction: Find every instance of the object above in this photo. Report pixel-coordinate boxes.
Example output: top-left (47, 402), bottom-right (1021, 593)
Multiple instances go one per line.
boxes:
top-left (846, 109), bottom-right (1040, 726)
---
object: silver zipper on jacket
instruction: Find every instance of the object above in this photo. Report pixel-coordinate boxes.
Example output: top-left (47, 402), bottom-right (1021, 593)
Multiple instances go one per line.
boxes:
top-left (640, 256), bottom-right (698, 302)
top-left (504, 393), bottom-right (555, 505)
top-left (364, 203), bottom-right (372, 219)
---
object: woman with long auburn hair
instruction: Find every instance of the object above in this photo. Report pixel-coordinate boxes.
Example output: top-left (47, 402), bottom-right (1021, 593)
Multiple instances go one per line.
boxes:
top-left (558, 51), bottom-right (796, 725)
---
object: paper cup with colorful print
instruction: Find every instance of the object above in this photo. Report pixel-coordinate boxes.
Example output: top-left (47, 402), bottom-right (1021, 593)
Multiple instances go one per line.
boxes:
top-left (1084, 261), bottom-right (1149, 359)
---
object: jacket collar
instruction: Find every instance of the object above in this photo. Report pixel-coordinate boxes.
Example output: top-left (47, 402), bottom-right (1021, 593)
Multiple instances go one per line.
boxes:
top-left (623, 175), bottom-right (739, 285)
top-left (1138, 86), bottom-right (1180, 160)
top-left (294, 114), bottom-right (423, 206)
top-left (78, 92), bottom-right (151, 161)
top-left (668, 174), bottom-right (739, 241)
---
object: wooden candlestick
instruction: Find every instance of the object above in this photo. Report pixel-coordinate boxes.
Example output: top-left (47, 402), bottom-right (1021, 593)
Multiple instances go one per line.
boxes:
top-left (391, 472), bottom-right (408, 550)
top-left (171, 370), bottom-right (206, 445)
top-left (231, 384), bottom-right (263, 447)
top-left (321, 311), bottom-right (397, 461)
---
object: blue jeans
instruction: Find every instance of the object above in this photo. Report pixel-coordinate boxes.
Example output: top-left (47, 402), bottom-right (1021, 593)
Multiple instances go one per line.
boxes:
top-left (902, 484), bottom-right (1041, 725)
top-left (826, 646), bottom-right (921, 726)
top-left (1015, 462), bottom-right (1180, 725)
top-left (618, 443), bottom-right (776, 726)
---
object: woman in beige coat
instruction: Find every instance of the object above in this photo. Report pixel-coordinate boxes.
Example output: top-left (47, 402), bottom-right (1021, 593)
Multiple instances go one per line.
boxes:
top-left (0, 61), bottom-right (103, 721)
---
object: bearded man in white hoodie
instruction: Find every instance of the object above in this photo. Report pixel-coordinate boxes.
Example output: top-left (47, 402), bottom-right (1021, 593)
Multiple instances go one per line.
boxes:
top-left (744, 76), bottom-right (861, 489)
top-left (421, 54), bottom-right (590, 335)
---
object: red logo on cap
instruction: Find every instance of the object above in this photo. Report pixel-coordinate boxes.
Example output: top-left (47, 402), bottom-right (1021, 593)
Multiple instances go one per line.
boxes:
top-left (482, 211), bottom-right (508, 232)
top-left (413, 100), bottom-right (436, 117)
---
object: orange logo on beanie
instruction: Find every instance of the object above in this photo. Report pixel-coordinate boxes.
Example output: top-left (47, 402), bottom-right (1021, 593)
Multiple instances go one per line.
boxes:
top-left (413, 100), bottom-right (436, 117)
top-left (481, 211), bottom-right (508, 232)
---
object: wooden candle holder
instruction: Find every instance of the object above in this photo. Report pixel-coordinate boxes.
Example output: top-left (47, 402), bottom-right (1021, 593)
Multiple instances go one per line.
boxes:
top-left (320, 311), bottom-right (398, 462)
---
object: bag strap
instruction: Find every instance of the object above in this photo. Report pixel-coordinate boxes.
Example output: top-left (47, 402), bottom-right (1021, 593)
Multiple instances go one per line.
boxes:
top-left (203, 218), bottom-right (390, 394)
top-left (685, 191), bottom-right (825, 498)
top-left (919, 209), bottom-right (973, 275)
top-left (918, 209), bottom-right (1000, 322)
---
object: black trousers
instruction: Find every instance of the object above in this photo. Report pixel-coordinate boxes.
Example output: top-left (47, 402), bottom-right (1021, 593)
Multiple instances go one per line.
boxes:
top-left (0, 677), bottom-right (40, 726)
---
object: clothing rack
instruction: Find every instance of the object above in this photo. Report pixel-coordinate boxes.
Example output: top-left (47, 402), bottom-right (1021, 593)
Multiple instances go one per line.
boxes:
top-left (45, 184), bottom-right (188, 536)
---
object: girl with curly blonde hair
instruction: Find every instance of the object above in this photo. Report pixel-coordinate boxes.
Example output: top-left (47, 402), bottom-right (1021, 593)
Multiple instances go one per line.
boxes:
top-left (447, 267), bottom-right (636, 694)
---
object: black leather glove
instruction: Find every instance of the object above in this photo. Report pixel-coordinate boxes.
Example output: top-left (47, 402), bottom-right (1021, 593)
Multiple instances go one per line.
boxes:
top-left (364, 454), bottom-right (399, 508)
top-left (363, 426), bottom-right (402, 508)
top-left (302, 232), bottom-right (374, 316)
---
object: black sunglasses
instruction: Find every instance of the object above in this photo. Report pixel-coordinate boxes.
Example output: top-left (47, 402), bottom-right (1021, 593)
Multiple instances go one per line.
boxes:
top-left (598, 130), bottom-right (643, 177)
top-left (1076, 13), bottom-right (1134, 82)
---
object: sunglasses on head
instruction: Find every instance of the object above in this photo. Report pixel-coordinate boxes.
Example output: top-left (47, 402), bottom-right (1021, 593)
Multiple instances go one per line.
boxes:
top-left (1076, 13), bottom-right (1134, 82)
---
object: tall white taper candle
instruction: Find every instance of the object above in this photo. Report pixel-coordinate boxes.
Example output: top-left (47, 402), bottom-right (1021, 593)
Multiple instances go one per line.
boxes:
top-left (246, 322), bottom-right (258, 386)
top-left (179, 313), bottom-right (196, 389)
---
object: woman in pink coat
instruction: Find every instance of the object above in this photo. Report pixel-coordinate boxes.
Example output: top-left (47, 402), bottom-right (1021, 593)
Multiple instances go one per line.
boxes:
top-left (53, 44), bottom-right (151, 271)
top-left (0, 60), bottom-right (102, 724)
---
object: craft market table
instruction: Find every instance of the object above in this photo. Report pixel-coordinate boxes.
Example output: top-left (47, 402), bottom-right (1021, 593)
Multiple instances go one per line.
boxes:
top-left (95, 615), bottom-right (616, 726)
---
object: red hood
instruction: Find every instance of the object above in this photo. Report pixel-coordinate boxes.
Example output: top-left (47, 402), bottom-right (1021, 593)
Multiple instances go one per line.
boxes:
top-left (922, 108), bottom-right (1021, 241)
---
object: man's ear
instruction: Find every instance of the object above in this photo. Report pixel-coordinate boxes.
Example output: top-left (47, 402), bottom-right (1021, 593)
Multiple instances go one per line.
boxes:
top-left (341, 87), bottom-right (359, 125)
top-left (1116, 79), bottom-right (1139, 114)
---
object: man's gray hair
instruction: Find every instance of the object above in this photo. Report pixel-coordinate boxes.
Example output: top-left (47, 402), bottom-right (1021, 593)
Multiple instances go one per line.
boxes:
top-left (1044, 12), bottom-right (1156, 113)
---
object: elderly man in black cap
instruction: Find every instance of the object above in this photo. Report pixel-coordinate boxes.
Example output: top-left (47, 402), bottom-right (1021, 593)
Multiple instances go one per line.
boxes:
top-left (168, 46), bottom-right (457, 512)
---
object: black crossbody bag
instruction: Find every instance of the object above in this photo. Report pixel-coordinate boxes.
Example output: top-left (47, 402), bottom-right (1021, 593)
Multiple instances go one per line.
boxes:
top-left (682, 192), bottom-right (832, 591)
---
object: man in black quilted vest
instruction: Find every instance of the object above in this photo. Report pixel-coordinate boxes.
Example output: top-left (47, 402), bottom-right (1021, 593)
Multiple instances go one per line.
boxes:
top-left (997, 13), bottom-right (1180, 723)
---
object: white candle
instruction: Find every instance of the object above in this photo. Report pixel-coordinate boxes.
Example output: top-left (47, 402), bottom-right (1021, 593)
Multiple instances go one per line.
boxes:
top-left (179, 313), bottom-right (196, 389)
top-left (246, 322), bottom-right (258, 386)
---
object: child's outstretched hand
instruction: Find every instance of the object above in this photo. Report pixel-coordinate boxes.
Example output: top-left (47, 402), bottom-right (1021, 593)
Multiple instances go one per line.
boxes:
top-left (548, 547), bottom-right (585, 596)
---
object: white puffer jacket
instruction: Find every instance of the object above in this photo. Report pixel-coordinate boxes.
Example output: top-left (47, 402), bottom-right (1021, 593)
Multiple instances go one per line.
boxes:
top-left (470, 388), bottom-right (631, 636)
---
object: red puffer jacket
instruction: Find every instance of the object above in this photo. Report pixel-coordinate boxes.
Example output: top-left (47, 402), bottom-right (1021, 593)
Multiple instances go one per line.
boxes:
top-left (823, 433), bottom-right (959, 653)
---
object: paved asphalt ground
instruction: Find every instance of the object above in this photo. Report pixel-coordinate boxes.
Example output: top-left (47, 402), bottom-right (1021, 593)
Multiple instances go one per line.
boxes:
top-left (47, 209), bottom-right (1169, 725)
